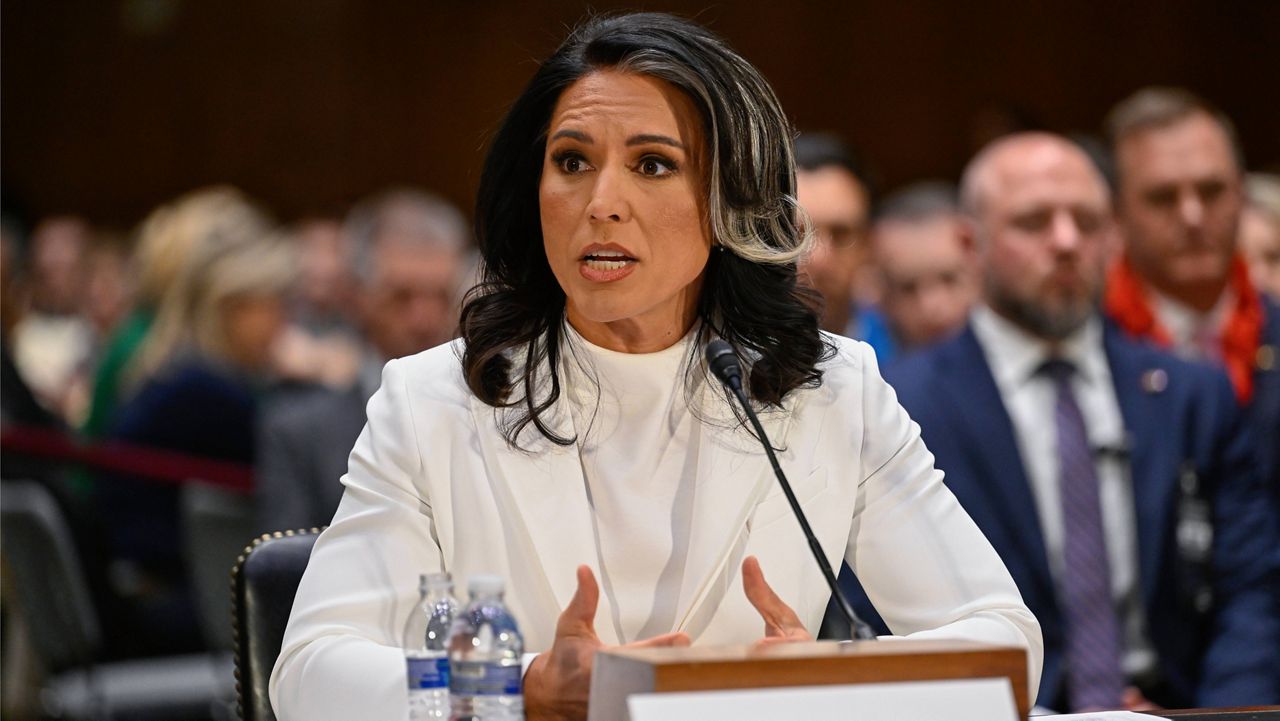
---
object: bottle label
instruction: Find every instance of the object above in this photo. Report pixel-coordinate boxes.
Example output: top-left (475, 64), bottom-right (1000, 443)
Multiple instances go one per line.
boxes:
top-left (450, 660), bottom-right (522, 696)
top-left (406, 656), bottom-right (450, 690)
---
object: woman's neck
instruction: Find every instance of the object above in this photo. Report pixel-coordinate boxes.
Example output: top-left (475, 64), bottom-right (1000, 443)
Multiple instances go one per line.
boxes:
top-left (565, 307), bottom-right (699, 353)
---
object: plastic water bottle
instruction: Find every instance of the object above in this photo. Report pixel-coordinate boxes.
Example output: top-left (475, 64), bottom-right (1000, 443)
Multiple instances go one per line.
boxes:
top-left (448, 574), bottom-right (524, 720)
top-left (404, 573), bottom-right (459, 720)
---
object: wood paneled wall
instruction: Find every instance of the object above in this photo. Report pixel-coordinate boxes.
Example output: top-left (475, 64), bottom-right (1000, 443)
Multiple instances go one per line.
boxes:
top-left (3, 0), bottom-right (1277, 227)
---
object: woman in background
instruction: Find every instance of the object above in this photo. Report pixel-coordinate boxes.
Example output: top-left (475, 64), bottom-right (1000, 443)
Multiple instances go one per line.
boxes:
top-left (98, 205), bottom-right (294, 656)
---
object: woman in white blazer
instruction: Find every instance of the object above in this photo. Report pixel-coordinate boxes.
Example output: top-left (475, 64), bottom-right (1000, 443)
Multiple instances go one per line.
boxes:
top-left (271, 12), bottom-right (1042, 720)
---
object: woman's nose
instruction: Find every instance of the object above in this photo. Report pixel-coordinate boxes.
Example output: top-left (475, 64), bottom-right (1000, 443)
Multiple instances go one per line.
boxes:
top-left (587, 167), bottom-right (631, 223)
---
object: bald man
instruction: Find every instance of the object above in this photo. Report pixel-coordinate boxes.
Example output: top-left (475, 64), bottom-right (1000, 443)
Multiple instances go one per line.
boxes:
top-left (841, 133), bottom-right (1279, 710)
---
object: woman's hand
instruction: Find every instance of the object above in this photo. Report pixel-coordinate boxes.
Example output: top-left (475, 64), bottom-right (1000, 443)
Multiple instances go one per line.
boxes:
top-left (523, 565), bottom-right (690, 721)
top-left (742, 555), bottom-right (814, 645)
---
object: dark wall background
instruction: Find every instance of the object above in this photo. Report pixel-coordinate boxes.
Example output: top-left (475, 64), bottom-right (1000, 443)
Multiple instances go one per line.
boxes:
top-left (4, 0), bottom-right (1278, 228)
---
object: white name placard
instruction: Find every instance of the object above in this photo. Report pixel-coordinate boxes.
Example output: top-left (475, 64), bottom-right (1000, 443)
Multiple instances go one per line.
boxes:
top-left (627, 677), bottom-right (1018, 721)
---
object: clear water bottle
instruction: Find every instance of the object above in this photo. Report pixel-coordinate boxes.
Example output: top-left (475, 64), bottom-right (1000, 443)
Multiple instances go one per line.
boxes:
top-left (404, 573), bottom-right (459, 720)
top-left (448, 574), bottom-right (524, 720)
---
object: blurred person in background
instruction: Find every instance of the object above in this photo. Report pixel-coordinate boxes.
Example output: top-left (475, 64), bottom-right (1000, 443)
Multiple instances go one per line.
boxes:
top-left (794, 132), bottom-right (894, 358)
top-left (292, 217), bottom-right (357, 331)
top-left (96, 201), bottom-right (293, 657)
top-left (1240, 173), bottom-right (1280, 299)
top-left (57, 230), bottom-right (136, 427)
top-left (81, 186), bottom-right (266, 441)
top-left (272, 217), bottom-right (365, 389)
top-left (8, 216), bottom-right (94, 421)
top-left (870, 181), bottom-right (976, 359)
top-left (855, 132), bottom-right (1278, 710)
top-left (256, 188), bottom-right (468, 533)
top-left (1103, 87), bottom-right (1280, 502)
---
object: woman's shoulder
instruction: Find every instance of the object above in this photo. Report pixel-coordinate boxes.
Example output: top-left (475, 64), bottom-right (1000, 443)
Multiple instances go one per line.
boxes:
top-left (814, 331), bottom-right (879, 388)
top-left (378, 338), bottom-right (472, 408)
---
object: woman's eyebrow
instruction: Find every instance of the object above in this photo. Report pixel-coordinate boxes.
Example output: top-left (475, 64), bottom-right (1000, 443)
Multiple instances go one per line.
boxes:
top-left (627, 133), bottom-right (683, 149)
top-left (549, 129), bottom-right (592, 143)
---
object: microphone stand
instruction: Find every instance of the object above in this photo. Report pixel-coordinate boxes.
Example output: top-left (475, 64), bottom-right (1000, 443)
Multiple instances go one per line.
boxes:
top-left (707, 340), bottom-right (877, 641)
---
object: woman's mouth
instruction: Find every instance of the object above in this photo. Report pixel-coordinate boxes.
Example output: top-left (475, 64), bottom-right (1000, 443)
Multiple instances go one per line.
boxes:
top-left (579, 250), bottom-right (637, 281)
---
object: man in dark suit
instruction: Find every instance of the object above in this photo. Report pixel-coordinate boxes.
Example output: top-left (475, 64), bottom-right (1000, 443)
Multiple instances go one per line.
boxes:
top-left (256, 189), bottom-right (469, 532)
top-left (850, 132), bottom-right (1278, 711)
top-left (1103, 87), bottom-right (1280, 504)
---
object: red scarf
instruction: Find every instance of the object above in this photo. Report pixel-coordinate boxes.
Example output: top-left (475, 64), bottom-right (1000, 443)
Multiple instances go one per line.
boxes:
top-left (1104, 255), bottom-right (1263, 403)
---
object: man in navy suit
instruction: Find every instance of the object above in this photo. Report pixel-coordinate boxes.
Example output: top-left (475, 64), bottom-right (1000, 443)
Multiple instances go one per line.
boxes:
top-left (1103, 87), bottom-right (1280, 504)
top-left (851, 133), bottom-right (1278, 711)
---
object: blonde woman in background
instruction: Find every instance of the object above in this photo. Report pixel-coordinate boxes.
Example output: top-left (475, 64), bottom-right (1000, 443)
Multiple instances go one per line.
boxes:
top-left (81, 186), bottom-right (270, 439)
top-left (95, 204), bottom-right (295, 658)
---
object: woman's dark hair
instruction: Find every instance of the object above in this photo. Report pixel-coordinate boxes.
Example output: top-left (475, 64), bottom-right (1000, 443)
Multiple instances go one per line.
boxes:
top-left (460, 11), bottom-right (831, 447)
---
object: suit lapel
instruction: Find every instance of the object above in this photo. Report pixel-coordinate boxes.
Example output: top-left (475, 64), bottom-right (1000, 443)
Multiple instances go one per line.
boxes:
top-left (671, 374), bottom-right (794, 639)
top-left (468, 355), bottom-right (786, 644)
top-left (936, 328), bottom-right (1056, 603)
top-left (468, 385), bottom-right (606, 633)
top-left (1104, 326), bottom-right (1175, 609)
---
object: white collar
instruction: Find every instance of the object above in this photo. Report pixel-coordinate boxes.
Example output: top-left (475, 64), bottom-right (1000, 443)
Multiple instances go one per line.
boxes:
top-left (970, 304), bottom-right (1107, 388)
top-left (1150, 285), bottom-right (1235, 352)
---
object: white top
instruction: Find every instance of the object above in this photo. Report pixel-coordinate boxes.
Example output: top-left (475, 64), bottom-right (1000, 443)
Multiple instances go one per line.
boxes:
top-left (970, 305), bottom-right (1155, 678)
top-left (269, 331), bottom-right (1043, 721)
top-left (561, 323), bottom-right (697, 643)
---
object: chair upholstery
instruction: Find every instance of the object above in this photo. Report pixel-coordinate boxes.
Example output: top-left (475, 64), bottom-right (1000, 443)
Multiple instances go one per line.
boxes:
top-left (2, 478), bottom-right (233, 720)
top-left (231, 528), bottom-right (321, 721)
top-left (183, 483), bottom-right (259, 651)
top-left (1, 479), bottom-right (101, 670)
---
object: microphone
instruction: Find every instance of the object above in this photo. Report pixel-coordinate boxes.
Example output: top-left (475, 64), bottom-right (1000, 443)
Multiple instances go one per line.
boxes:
top-left (704, 339), bottom-right (877, 641)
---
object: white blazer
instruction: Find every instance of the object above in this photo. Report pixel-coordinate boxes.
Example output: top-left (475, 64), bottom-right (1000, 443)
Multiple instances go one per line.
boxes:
top-left (270, 334), bottom-right (1043, 720)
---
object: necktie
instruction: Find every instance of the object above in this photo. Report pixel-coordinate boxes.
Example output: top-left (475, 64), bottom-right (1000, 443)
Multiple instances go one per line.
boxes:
top-left (1041, 359), bottom-right (1125, 710)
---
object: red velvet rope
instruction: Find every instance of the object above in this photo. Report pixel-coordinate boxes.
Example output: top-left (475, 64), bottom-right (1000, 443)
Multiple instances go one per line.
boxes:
top-left (1, 423), bottom-right (253, 493)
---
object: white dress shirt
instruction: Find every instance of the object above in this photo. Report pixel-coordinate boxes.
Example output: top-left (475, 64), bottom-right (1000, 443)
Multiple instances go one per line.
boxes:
top-left (1151, 286), bottom-right (1234, 363)
top-left (970, 305), bottom-right (1156, 679)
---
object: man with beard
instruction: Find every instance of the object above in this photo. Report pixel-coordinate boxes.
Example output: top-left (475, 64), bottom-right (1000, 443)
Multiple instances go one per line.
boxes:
top-left (845, 133), bottom-right (1278, 711)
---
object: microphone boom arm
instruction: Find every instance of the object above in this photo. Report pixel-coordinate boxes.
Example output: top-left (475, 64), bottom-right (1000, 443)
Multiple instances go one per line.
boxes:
top-left (708, 340), bottom-right (876, 641)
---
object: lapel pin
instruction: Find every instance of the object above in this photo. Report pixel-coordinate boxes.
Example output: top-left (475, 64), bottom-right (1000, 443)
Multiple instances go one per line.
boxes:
top-left (1141, 368), bottom-right (1168, 394)
top-left (1257, 345), bottom-right (1276, 372)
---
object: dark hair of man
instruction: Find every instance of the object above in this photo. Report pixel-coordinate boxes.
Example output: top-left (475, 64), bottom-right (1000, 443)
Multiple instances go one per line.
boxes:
top-left (1105, 86), bottom-right (1246, 181)
top-left (460, 12), bottom-right (828, 447)
top-left (794, 132), bottom-right (877, 208)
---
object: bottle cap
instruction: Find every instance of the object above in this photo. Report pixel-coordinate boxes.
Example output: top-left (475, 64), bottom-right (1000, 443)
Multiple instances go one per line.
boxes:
top-left (467, 574), bottom-right (504, 595)
top-left (425, 572), bottom-right (452, 588)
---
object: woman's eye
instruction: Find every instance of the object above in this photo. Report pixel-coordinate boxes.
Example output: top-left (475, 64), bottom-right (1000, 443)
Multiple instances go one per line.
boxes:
top-left (553, 152), bottom-right (589, 174)
top-left (637, 156), bottom-right (676, 177)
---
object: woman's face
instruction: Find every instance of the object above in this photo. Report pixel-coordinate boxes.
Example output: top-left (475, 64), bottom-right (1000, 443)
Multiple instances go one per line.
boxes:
top-left (222, 292), bottom-right (287, 371)
top-left (539, 70), bottom-right (711, 352)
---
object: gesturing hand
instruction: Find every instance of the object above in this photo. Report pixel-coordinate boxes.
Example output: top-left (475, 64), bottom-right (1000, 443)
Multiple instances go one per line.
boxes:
top-left (523, 565), bottom-right (691, 721)
top-left (742, 555), bottom-right (814, 646)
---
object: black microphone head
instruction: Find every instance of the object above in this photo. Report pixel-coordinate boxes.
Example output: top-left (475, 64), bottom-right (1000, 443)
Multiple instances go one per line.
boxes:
top-left (705, 339), bottom-right (743, 389)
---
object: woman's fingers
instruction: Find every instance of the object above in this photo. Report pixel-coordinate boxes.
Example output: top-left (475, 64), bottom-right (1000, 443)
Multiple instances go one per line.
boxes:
top-left (625, 631), bottom-right (691, 649)
top-left (742, 556), bottom-right (811, 640)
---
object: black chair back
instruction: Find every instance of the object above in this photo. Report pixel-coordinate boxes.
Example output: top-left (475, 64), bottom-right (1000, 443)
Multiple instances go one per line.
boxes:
top-left (231, 528), bottom-right (321, 721)
top-left (0, 479), bottom-right (102, 670)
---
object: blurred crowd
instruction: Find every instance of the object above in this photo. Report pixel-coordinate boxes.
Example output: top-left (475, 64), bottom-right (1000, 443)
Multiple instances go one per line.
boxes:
top-left (2, 83), bottom-right (1279, 716)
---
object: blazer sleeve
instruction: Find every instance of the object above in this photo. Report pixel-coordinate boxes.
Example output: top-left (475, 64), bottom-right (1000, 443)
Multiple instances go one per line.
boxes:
top-left (269, 358), bottom-right (440, 721)
top-left (842, 342), bottom-right (1045, 700)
